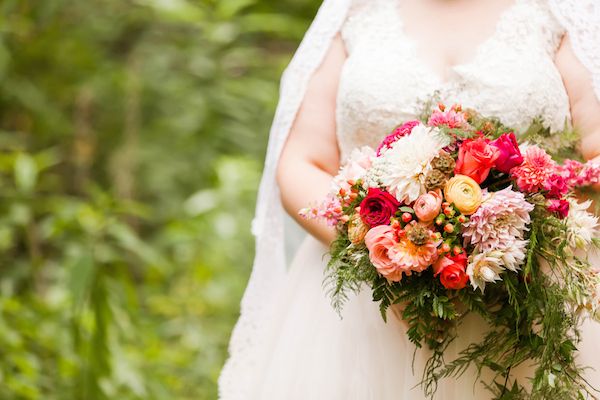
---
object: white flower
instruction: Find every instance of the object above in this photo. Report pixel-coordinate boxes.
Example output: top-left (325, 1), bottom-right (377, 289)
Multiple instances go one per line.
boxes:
top-left (499, 240), bottom-right (528, 272)
top-left (566, 200), bottom-right (598, 249)
top-left (376, 124), bottom-right (448, 203)
top-left (467, 251), bottom-right (505, 293)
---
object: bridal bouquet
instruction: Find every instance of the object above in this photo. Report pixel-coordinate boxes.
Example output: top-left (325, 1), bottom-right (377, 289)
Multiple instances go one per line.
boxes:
top-left (301, 104), bottom-right (600, 399)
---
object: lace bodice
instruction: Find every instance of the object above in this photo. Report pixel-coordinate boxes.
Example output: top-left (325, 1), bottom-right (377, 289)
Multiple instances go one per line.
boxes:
top-left (336, 0), bottom-right (571, 160)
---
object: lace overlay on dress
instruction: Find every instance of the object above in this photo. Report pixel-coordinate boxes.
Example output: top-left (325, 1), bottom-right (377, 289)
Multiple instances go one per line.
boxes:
top-left (337, 0), bottom-right (571, 160)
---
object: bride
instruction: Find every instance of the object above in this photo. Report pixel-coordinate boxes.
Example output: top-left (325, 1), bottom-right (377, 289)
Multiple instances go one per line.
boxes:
top-left (219, 0), bottom-right (600, 398)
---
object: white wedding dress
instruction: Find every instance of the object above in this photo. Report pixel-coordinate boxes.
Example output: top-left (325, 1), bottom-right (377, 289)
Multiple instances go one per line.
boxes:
top-left (219, 0), bottom-right (600, 399)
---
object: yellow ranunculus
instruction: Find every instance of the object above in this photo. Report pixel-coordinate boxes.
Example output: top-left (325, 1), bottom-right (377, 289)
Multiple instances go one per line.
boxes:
top-left (444, 175), bottom-right (483, 215)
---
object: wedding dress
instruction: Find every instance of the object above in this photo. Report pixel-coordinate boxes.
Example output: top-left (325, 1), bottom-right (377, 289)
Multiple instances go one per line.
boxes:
top-left (219, 0), bottom-right (600, 399)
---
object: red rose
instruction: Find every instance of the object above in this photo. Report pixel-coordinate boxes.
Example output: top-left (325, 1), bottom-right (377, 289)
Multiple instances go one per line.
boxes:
top-left (359, 188), bottom-right (400, 227)
top-left (547, 199), bottom-right (570, 219)
top-left (490, 132), bottom-right (523, 174)
top-left (455, 138), bottom-right (500, 184)
top-left (433, 252), bottom-right (469, 290)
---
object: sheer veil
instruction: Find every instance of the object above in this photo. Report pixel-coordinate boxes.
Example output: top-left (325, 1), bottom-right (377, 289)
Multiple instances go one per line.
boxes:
top-left (218, 1), bottom-right (600, 398)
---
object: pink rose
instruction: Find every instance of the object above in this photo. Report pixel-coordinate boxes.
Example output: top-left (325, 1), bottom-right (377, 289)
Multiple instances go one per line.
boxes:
top-left (376, 120), bottom-right (420, 155)
top-left (360, 188), bottom-right (400, 227)
top-left (547, 199), bottom-right (570, 219)
top-left (365, 225), bottom-right (403, 282)
top-left (544, 174), bottom-right (568, 198)
top-left (490, 132), bottom-right (523, 173)
top-left (414, 190), bottom-right (443, 223)
top-left (455, 138), bottom-right (500, 184)
top-left (433, 252), bottom-right (469, 290)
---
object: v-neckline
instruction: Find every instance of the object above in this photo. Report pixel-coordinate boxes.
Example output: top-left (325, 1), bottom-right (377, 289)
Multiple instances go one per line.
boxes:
top-left (392, 0), bottom-right (524, 86)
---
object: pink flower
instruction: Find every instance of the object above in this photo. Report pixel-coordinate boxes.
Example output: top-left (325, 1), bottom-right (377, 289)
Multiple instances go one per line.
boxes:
top-left (360, 188), bottom-right (400, 227)
top-left (333, 146), bottom-right (374, 193)
top-left (387, 236), bottom-right (439, 275)
top-left (455, 138), bottom-right (500, 184)
top-left (433, 253), bottom-right (469, 290)
top-left (544, 174), bottom-right (568, 198)
top-left (462, 187), bottom-right (533, 252)
top-left (557, 159), bottom-right (600, 189)
top-left (299, 196), bottom-right (344, 226)
top-left (376, 120), bottom-right (420, 155)
top-left (414, 190), bottom-right (443, 223)
top-left (365, 225), bottom-right (403, 282)
top-left (490, 132), bottom-right (523, 173)
top-left (511, 146), bottom-right (556, 192)
top-left (427, 108), bottom-right (468, 129)
top-left (547, 199), bottom-right (570, 219)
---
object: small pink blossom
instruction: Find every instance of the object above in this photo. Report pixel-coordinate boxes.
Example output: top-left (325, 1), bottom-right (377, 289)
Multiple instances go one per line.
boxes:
top-left (547, 199), bottom-right (570, 219)
top-left (511, 146), bottom-right (557, 192)
top-left (427, 108), bottom-right (468, 129)
top-left (299, 196), bottom-right (343, 226)
top-left (557, 160), bottom-right (600, 189)
top-left (376, 121), bottom-right (420, 155)
top-left (544, 174), bottom-right (568, 198)
top-left (333, 146), bottom-right (374, 193)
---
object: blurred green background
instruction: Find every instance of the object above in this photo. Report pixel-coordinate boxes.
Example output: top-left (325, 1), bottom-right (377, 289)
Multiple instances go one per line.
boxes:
top-left (0, 0), bottom-right (319, 398)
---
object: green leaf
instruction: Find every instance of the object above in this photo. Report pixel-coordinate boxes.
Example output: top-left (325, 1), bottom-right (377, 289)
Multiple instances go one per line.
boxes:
top-left (14, 153), bottom-right (38, 193)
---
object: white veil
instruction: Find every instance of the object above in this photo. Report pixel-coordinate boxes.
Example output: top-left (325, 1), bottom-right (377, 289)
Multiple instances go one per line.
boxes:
top-left (218, 1), bottom-right (600, 398)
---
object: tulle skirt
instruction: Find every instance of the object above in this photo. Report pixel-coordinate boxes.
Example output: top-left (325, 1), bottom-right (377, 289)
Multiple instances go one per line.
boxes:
top-left (248, 236), bottom-right (600, 399)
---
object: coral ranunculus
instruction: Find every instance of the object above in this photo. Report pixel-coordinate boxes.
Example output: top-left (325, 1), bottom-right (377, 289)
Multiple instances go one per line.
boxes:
top-left (359, 188), bottom-right (400, 227)
top-left (364, 225), bottom-right (402, 282)
top-left (414, 190), bottom-right (443, 223)
top-left (455, 138), bottom-right (500, 183)
top-left (433, 253), bottom-right (469, 290)
top-left (490, 132), bottom-right (523, 173)
top-left (444, 175), bottom-right (483, 215)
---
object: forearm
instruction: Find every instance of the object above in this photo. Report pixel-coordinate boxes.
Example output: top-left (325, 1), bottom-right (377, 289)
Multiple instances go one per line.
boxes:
top-left (278, 157), bottom-right (337, 247)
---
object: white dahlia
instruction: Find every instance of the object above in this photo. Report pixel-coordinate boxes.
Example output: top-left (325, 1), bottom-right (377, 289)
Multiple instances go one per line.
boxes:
top-left (499, 240), bottom-right (528, 272)
top-left (467, 251), bottom-right (505, 293)
top-left (376, 124), bottom-right (448, 203)
top-left (566, 200), bottom-right (598, 249)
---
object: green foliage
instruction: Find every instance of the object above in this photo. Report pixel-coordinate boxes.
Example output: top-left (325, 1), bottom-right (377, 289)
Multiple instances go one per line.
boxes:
top-left (0, 0), bottom-right (322, 398)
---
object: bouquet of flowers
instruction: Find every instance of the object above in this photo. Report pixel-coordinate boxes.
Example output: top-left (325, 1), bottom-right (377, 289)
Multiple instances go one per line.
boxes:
top-left (301, 104), bottom-right (600, 399)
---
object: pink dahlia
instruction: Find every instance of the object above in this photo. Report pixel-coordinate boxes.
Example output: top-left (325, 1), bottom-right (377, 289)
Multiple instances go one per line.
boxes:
top-left (462, 187), bottom-right (534, 252)
top-left (376, 120), bottom-right (420, 155)
top-left (511, 145), bottom-right (557, 192)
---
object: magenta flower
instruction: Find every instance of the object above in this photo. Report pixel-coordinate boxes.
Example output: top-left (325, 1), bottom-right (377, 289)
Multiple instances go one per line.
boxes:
top-left (548, 199), bottom-right (570, 219)
top-left (376, 120), bottom-right (420, 155)
top-left (490, 132), bottom-right (523, 173)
